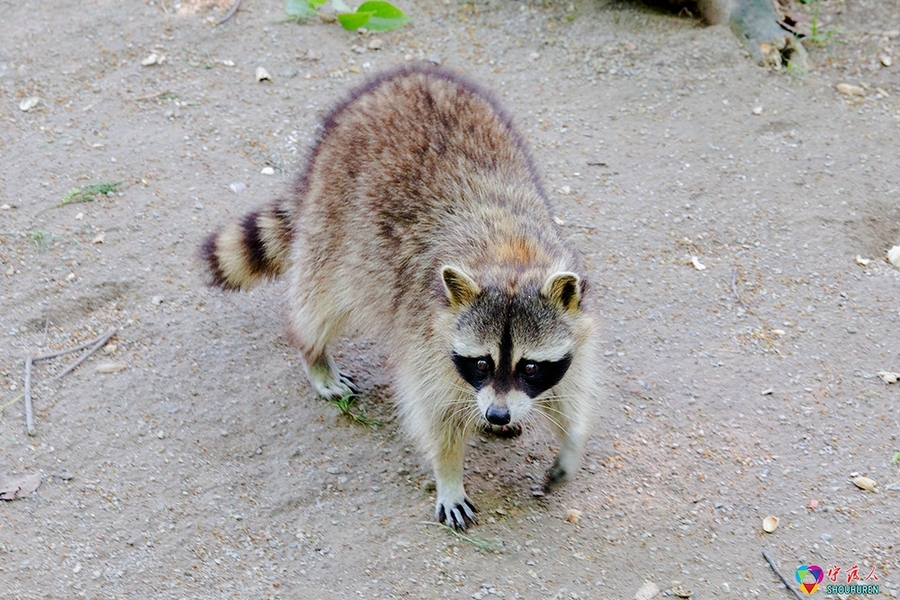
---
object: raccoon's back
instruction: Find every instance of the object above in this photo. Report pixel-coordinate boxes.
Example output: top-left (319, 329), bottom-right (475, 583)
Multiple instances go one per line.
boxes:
top-left (298, 64), bottom-right (545, 222)
top-left (294, 65), bottom-right (562, 293)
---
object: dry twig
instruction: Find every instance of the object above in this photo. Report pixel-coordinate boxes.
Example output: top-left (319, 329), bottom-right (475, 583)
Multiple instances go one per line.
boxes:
top-left (1, 328), bottom-right (117, 435)
top-left (48, 329), bottom-right (117, 382)
top-left (24, 356), bottom-right (34, 436)
top-left (217, 0), bottom-right (242, 24)
top-left (732, 268), bottom-right (750, 309)
top-left (762, 549), bottom-right (804, 600)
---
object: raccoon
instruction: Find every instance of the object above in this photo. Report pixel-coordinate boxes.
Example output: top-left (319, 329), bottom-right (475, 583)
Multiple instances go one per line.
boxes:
top-left (201, 64), bottom-right (599, 529)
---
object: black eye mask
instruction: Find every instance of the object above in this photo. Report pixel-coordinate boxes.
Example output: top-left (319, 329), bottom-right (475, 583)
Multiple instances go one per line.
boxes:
top-left (452, 353), bottom-right (571, 398)
top-left (515, 355), bottom-right (572, 398)
top-left (452, 354), bottom-right (494, 391)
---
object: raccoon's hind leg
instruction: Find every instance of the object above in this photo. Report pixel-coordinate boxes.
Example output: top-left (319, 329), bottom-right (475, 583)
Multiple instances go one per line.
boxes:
top-left (287, 263), bottom-right (355, 399)
top-left (540, 392), bottom-right (591, 493)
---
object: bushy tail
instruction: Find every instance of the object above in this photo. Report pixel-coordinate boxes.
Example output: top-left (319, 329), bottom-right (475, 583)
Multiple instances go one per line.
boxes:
top-left (200, 198), bottom-right (293, 290)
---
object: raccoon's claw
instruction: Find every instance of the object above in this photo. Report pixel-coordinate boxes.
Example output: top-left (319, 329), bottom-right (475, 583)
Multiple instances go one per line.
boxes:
top-left (482, 422), bottom-right (523, 439)
top-left (338, 373), bottom-right (359, 394)
top-left (308, 368), bottom-right (357, 399)
top-left (436, 498), bottom-right (477, 530)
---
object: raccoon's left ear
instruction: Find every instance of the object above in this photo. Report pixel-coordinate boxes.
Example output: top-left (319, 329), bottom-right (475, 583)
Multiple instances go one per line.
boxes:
top-left (441, 265), bottom-right (481, 309)
top-left (541, 272), bottom-right (582, 312)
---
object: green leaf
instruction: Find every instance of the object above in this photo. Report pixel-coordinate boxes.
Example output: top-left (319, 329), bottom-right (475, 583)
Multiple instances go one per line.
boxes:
top-left (357, 1), bottom-right (404, 18)
top-left (337, 10), bottom-right (373, 30)
top-left (285, 0), bottom-right (316, 18)
top-left (309, 0), bottom-right (328, 5)
top-left (357, 1), bottom-right (407, 30)
top-left (892, 452), bottom-right (900, 465)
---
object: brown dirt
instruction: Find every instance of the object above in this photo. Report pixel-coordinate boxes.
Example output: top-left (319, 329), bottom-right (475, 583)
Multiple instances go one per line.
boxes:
top-left (1, 0), bottom-right (899, 598)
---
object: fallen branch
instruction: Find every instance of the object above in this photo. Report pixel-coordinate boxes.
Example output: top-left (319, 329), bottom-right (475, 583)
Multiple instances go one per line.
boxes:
top-left (33, 329), bottom-right (115, 363)
top-left (132, 90), bottom-right (171, 102)
top-left (217, 0), bottom-right (242, 24)
top-left (762, 549), bottom-right (804, 600)
top-left (24, 356), bottom-right (34, 436)
top-left (48, 329), bottom-right (117, 382)
top-left (732, 268), bottom-right (749, 309)
top-left (0, 328), bottom-right (117, 435)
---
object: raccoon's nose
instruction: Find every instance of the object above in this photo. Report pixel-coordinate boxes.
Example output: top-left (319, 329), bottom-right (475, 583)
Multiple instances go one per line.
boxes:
top-left (485, 404), bottom-right (511, 426)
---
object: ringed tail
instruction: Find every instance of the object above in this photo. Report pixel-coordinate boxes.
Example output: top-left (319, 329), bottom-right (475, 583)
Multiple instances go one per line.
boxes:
top-left (200, 198), bottom-right (293, 290)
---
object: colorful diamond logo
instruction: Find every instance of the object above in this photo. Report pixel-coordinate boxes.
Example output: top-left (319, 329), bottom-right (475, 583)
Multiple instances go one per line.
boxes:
top-left (795, 565), bottom-right (825, 594)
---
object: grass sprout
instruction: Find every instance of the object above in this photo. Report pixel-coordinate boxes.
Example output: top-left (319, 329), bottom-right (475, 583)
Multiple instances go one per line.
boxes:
top-left (420, 521), bottom-right (500, 552)
top-left (330, 392), bottom-right (382, 429)
top-left (60, 182), bottom-right (122, 207)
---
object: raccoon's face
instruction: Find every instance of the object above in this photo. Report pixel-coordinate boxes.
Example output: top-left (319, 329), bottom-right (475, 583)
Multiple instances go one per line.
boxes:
top-left (442, 266), bottom-right (582, 426)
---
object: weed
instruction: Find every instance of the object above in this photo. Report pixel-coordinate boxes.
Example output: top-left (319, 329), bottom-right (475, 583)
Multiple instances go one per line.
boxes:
top-left (28, 230), bottom-right (57, 251)
top-left (806, 1), bottom-right (834, 47)
top-left (330, 392), bottom-right (382, 429)
top-left (59, 182), bottom-right (122, 207)
top-left (421, 521), bottom-right (501, 552)
top-left (286, 0), bottom-right (408, 31)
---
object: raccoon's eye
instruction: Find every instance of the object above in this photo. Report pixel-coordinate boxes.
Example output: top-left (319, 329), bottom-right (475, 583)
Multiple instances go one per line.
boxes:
top-left (452, 354), bottom-right (494, 390)
top-left (516, 355), bottom-right (572, 398)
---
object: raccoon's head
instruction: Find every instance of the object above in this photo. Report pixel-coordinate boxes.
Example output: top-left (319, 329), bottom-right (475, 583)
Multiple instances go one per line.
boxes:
top-left (441, 265), bottom-right (583, 427)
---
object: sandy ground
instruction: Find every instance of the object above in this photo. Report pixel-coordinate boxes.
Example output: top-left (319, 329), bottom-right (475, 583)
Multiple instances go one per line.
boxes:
top-left (1, 0), bottom-right (899, 598)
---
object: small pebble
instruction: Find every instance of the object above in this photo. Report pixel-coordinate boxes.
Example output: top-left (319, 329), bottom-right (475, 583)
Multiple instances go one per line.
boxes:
top-left (881, 54), bottom-right (893, 67)
top-left (836, 83), bottom-right (865, 96)
top-left (261, 166), bottom-right (275, 175)
top-left (752, 106), bottom-right (763, 115)
top-left (19, 97), bottom-right (41, 112)
top-left (157, 430), bottom-right (166, 439)
top-left (73, 564), bottom-right (82, 574)
top-left (229, 182), bottom-right (246, 194)
top-left (141, 53), bottom-right (160, 66)
top-left (888, 245), bottom-right (900, 267)
top-left (256, 66), bottom-right (272, 82)
top-left (367, 38), bottom-right (383, 50)
top-left (53, 468), bottom-right (73, 481)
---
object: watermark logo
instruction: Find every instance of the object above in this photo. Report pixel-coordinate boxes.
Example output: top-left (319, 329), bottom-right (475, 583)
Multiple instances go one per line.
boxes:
top-left (795, 564), bottom-right (879, 595)
top-left (796, 565), bottom-right (825, 594)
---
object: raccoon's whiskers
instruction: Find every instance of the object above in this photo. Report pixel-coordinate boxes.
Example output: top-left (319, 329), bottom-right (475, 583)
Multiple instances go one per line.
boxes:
top-left (521, 413), bottom-right (555, 450)
top-left (535, 402), bottom-right (568, 419)
top-left (534, 408), bottom-right (569, 438)
top-left (439, 377), bottom-right (476, 397)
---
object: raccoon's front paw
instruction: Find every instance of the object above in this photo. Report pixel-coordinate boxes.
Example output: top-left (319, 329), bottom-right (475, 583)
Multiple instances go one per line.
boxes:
top-left (543, 458), bottom-right (569, 493)
top-left (435, 495), bottom-right (477, 530)
top-left (309, 369), bottom-right (357, 399)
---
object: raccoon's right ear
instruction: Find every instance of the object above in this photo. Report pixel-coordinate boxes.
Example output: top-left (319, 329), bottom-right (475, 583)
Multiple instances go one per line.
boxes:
top-left (541, 271), bottom-right (582, 312)
top-left (441, 265), bottom-right (481, 309)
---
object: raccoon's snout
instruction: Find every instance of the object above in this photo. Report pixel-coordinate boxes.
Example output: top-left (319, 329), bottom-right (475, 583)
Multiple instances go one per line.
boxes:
top-left (485, 404), bottom-right (511, 426)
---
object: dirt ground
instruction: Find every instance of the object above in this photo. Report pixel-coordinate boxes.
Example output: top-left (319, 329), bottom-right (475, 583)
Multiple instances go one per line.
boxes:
top-left (1, 0), bottom-right (899, 598)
